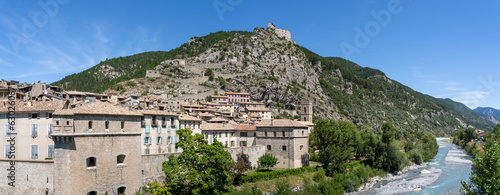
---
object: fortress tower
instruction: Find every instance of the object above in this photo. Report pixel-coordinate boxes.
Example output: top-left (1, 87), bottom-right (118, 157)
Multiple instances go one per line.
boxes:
top-left (268, 22), bottom-right (292, 40)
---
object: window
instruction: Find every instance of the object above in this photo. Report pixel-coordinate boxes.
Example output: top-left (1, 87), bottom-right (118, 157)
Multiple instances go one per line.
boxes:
top-left (157, 136), bottom-right (162, 144)
top-left (265, 130), bottom-right (268, 137)
top-left (158, 149), bottom-right (162, 153)
top-left (282, 145), bottom-right (287, 151)
top-left (117, 187), bottom-right (126, 195)
top-left (105, 121), bottom-right (109, 130)
top-left (66, 121), bottom-right (69, 126)
top-left (167, 136), bottom-right (171, 144)
top-left (30, 113), bottom-right (38, 119)
top-left (145, 149), bottom-right (150, 154)
top-left (88, 121), bottom-right (92, 129)
top-left (87, 191), bottom-right (97, 195)
top-left (86, 157), bottom-right (96, 168)
top-left (4, 124), bottom-right (12, 137)
top-left (231, 132), bottom-right (235, 137)
top-left (48, 145), bottom-right (55, 159)
top-left (48, 113), bottom-right (52, 118)
top-left (231, 141), bottom-right (235, 147)
top-left (303, 117), bottom-right (306, 121)
top-left (30, 145), bottom-right (38, 159)
top-left (117, 154), bottom-right (126, 164)
top-left (304, 107), bottom-right (306, 113)
top-left (225, 132), bottom-right (228, 137)
top-left (240, 141), bottom-right (247, 147)
top-left (219, 132), bottom-right (221, 138)
top-left (56, 120), bottom-right (59, 126)
top-left (267, 145), bottom-right (272, 150)
top-left (300, 145), bottom-right (304, 151)
top-left (240, 132), bottom-right (247, 137)
top-left (273, 131), bottom-right (276, 137)
top-left (121, 121), bottom-right (125, 130)
top-left (47, 124), bottom-right (52, 138)
top-left (31, 124), bottom-right (38, 138)
top-left (254, 132), bottom-right (257, 137)
top-left (282, 130), bottom-right (285, 137)
top-left (168, 148), bottom-right (171, 153)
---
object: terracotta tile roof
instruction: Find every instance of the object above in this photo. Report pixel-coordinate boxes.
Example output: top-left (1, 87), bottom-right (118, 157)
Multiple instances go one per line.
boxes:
top-left (246, 107), bottom-right (271, 112)
top-left (199, 101), bottom-right (220, 106)
top-left (179, 115), bottom-right (202, 121)
top-left (255, 119), bottom-right (308, 128)
top-left (0, 100), bottom-right (65, 112)
top-left (207, 117), bottom-right (228, 122)
top-left (211, 95), bottom-right (227, 98)
top-left (198, 113), bottom-right (215, 117)
top-left (201, 122), bottom-right (235, 131)
top-left (225, 92), bottom-right (250, 95)
top-left (53, 102), bottom-right (141, 116)
top-left (64, 90), bottom-right (88, 95)
top-left (297, 121), bottom-right (314, 126)
top-left (138, 110), bottom-right (178, 116)
top-left (235, 124), bottom-right (256, 131)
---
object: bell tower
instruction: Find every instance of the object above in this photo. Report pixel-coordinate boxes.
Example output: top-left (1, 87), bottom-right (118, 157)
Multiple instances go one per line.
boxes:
top-left (300, 99), bottom-right (312, 123)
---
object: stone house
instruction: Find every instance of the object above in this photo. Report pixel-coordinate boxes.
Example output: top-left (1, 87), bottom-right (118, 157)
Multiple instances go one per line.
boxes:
top-left (139, 110), bottom-right (180, 155)
top-left (255, 119), bottom-right (309, 169)
top-left (0, 100), bottom-right (65, 160)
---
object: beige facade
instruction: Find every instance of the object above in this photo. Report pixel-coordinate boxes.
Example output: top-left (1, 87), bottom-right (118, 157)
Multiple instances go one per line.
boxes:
top-left (140, 110), bottom-right (180, 155)
top-left (256, 119), bottom-right (309, 169)
top-left (0, 101), bottom-right (64, 160)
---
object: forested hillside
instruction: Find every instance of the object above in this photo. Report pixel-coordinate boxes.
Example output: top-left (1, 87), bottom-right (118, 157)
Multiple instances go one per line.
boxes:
top-left (51, 27), bottom-right (495, 135)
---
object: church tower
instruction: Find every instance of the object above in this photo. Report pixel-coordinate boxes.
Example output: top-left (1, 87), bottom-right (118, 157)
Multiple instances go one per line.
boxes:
top-left (300, 99), bottom-right (313, 123)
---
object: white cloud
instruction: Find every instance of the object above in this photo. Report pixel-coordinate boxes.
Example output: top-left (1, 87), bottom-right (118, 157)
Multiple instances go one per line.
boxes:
top-left (451, 91), bottom-right (490, 108)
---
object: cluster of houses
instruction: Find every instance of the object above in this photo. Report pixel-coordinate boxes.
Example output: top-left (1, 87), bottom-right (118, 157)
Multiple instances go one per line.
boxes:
top-left (0, 79), bottom-right (314, 194)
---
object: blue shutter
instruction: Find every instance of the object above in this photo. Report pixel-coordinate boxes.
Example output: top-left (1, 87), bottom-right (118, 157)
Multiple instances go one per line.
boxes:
top-left (167, 126), bottom-right (171, 132)
top-left (143, 137), bottom-right (146, 145)
top-left (145, 125), bottom-right (150, 133)
top-left (174, 136), bottom-right (178, 143)
top-left (158, 126), bottom-right (161, 134)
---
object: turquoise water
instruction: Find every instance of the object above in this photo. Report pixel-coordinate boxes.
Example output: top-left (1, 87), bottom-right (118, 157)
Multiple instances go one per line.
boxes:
top-left (361, 138), bottom-right (473, 194)
top-left (406, 139), bottom-right (472, 195)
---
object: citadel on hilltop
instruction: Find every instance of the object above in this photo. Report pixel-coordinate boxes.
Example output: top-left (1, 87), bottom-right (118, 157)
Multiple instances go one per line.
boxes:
top-left (268, 22), bottom-right (292, 40)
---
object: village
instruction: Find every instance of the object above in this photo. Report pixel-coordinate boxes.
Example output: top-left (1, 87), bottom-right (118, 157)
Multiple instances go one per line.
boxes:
top-left (0, 79), bottom-right (314, 194)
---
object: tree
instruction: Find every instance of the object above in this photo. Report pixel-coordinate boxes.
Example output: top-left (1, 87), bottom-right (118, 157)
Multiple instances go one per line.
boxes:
top-left (163, 128), bottom-right (233, 194)
top-left (233, 151), bottom-right (252, 175)
top-left (258, 153), bottom-right (279, 170)
top-left (461, 141), bottom-right (500, 194)
top-left (310, 119), bottom-right (359, 174)
top-left (205, 68), bottom-right (215, 81)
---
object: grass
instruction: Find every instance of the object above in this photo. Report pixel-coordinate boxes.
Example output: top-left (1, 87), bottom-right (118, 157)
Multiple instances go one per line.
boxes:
top-left (234, 172), bottom-right (315, 193)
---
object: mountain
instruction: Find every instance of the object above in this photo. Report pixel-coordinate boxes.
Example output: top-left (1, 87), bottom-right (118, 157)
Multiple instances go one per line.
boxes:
top-left (474, 107), bottom-right (500, 124)
top-left (51, 25), bottom-right (495, 135)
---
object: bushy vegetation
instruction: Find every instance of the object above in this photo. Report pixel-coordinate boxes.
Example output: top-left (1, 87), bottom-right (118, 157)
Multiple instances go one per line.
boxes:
top-left (234, 167), bottom-right (315, 185)
top-left (258, 153), bottom-right (279, 170)
top-left (461, 124), bottom-right (500, 194)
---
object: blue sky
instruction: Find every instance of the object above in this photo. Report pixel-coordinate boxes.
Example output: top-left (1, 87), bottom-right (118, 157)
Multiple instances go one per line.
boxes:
top-left (1, 0), bottom-right (499, 109)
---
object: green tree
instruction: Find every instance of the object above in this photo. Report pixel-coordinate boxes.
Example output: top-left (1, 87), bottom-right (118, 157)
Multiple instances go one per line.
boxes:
top-left (310, 119), bottom-right (359, 173)
top-left (162, 128), bottom-right (233, 194)
top-left (205, 68), bottom-right (215, 81)
top-left (258, 153), bottom-right (279, 170)
top-left (135, 182), bottom-right (172, 195)
top-left (461, 141), bottom-right (500, 194)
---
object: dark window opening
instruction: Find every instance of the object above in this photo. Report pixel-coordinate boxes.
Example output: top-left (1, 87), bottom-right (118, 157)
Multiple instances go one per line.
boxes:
top-left (267, 145), bottom-right (272, 150)
top-left (117, 154), bottom-right (126, 164)
top-left (88, 121), bottom-right (92, 129)
top-left (121, 121), bottom-right (125, 129)
top-left (282, 145), bottom-right (287, 151)
top-left (117, 187), bottom-right (126, 195)
top-left (105, 121), bottom-right (109, 129)
top-left (87, 191), bottom-right (97, 195)
top-left (86, 157), bottom-right (96, 168)
top-left (282, 131), bottom-right (285, 137)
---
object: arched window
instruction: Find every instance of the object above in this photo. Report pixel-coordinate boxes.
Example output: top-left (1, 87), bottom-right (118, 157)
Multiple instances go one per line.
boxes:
top-left (282, 130), bottom-right (285, 137)
top-left (87, 191), bottom-right (97, 195)
top-left (86, 157), bottom-right (96, 168)
top-left (265, 130), bottom-right (268, 137)
top-left (117, 187), bottom-right (126, 195)
top-left (117, 154), bottom-right (126, 164)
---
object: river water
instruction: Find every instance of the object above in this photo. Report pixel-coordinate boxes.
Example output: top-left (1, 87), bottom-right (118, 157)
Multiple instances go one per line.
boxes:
top-left (360, 138), bottom-right (473, 195)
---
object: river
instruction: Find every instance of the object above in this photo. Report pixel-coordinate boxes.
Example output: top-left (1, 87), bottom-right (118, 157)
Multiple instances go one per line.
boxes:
top-left (359, 138), bottom-right (473, 195)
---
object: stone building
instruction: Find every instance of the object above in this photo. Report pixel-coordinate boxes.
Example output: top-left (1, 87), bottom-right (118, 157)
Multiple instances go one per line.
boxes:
top-left (255, 119), bottom-right (309, 169)
top-left (52, 102), bottom-right (143, 195)
top-left (268, 22), bottom-right (292, 40)
top-left (139, 110), bottom-right (180, 155)
top-left (0, 101), bottom-right (65, 160)
top-left (300, 99), bottom-right (313, 123)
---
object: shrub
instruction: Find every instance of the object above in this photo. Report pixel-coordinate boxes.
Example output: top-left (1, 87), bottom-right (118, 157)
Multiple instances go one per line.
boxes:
top-left (409, 149), bottom-right (423, 165)
top-left (125, 81), bottom-right (136, 87)
top-left (313, 167), bottom-right (326, 182)
top-left (234, 167), bottom-right (315, 185)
